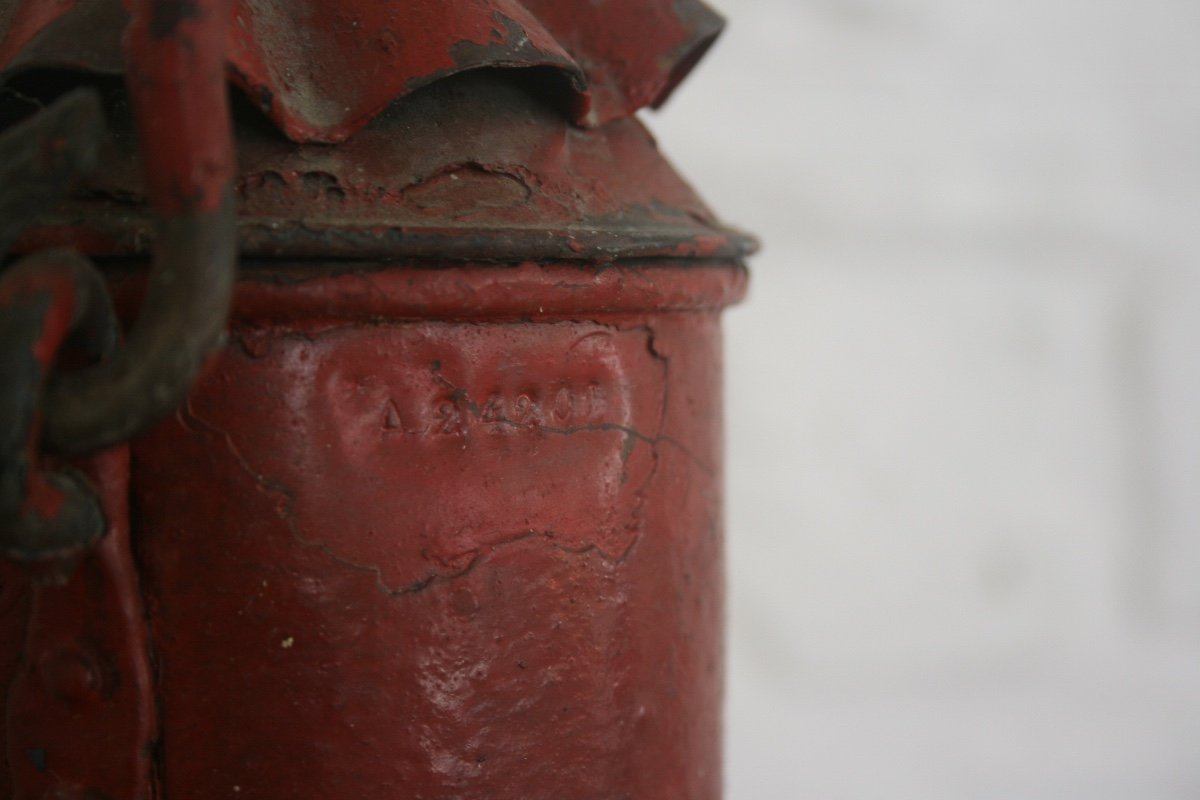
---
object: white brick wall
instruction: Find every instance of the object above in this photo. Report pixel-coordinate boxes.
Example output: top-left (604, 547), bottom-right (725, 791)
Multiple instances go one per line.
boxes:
top-left (648, 1), bottom-right (1200, 796)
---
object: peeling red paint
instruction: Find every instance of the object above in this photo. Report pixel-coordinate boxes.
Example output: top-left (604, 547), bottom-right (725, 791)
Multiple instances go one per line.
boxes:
top-left (6, 447), bottom-right (158, 800)
top-left (13, 71), bottom-right (755, 263)
top-left (1, 0), bottom-right (724, 142)
top-left (124, 0), bottom-right (234, 215)
top-left (1, 1), bottom-right (749, 797)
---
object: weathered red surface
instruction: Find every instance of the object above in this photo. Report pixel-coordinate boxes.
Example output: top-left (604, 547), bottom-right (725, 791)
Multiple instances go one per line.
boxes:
top-left (0, 0), bottom-right (723, 142)
top-left (5, 447), bottom-right (157, 800)
top-left (120, 262), bottom-right (739, 799)
top-left (1, 1), bottom-right (750, 797)
top-left (124, 0), bottom-right (235, 215)
top-left (15, 71), bottom-right (755, 264)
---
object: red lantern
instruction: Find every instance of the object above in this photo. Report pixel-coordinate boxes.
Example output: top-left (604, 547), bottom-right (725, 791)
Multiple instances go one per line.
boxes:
top-left (0, 2), bottom-right (753, 797)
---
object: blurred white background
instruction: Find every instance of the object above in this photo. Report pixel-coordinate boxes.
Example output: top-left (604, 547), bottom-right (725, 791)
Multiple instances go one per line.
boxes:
top-left (647, 1), bottom-right (1200, 797)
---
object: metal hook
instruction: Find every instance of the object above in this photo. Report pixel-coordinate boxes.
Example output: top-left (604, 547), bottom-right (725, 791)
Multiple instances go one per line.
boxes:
top-left (37, 0), bottom-right (238, 455)
top-left (1, 0), bottom-right (237, 555)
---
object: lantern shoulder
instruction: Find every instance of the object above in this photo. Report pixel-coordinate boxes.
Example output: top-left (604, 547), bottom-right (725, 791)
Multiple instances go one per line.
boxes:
top-left (0, 0), bottom-right (725, 142)
top-left (14, 72), bottom-right (757, 263)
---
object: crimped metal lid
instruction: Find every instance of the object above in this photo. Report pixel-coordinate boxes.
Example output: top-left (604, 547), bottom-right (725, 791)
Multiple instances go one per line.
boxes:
top-left (2, 1), bottom-right (755, 263)
top-left (1, 0), bottom-right (725, 141)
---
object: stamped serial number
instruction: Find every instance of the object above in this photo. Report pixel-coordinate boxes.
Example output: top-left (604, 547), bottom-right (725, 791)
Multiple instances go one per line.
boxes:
top-left (385, 382), bottom-right (611, 436)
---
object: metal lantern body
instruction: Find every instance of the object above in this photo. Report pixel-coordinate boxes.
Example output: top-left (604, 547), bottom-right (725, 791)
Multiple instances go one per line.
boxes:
top-left (0, 2), bottom-right (752, 798)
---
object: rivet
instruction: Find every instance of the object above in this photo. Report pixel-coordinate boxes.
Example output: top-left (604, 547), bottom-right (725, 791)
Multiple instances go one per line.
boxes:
top-left (40, 649), bottom-right (101, 704)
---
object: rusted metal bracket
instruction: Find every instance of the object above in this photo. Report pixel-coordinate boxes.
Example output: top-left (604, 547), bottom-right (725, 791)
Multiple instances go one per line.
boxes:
top-left (6, 447), bottom-right (158, 800)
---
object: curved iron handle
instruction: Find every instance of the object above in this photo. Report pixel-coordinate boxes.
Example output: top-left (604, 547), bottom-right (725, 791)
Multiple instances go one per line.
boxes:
top-left (41, 0), bottom-right (237, 454)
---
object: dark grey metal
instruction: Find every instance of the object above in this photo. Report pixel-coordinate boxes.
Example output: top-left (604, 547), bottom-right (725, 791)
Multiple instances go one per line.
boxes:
top-left (0, 251), bottom-right (117, 559)
top-left (42, 191), bottom-right (237, 453)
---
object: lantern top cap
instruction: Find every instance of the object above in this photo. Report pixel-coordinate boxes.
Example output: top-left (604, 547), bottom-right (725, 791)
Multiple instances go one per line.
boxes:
top-left (0, 0), bottom-right (725, 143)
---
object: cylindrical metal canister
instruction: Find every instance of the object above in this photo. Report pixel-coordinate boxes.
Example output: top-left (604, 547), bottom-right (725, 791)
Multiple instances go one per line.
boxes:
top-left (130, 260), bottom-right (744, 797)
top-left (0, 2), bottom-right (753, 797)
